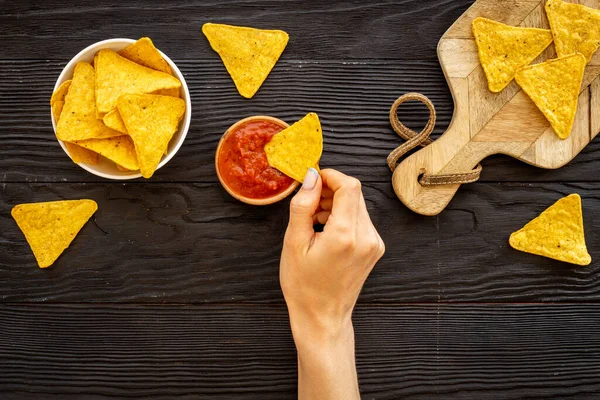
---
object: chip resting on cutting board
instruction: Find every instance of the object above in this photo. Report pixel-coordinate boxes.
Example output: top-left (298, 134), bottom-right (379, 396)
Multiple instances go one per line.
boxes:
top-left (117, 94), bottom-right (186, 178)
top-left (56, 62), bottom-right (122, 141)
top-left (265, 113), bottom-right (323, 182)
top-left (118, 37), bottom-right (173, 74)
top-left (546, 0), bottom-right (600, 63)
top-left (509, 194), bottom-right (591, 266)
top-left (472, 17), bottom-right (553, 93)
top-left (11, 199), bottom-right (98, 268)
top-left (95, 49), bottom-right (181, 115)
top-left (515, 53), bottom-right (585, 139)
top-left (202, 23), bottom-right (288, 98)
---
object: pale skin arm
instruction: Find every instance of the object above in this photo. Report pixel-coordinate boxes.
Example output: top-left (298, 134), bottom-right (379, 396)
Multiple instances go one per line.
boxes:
top-left (280, 168), bottom-right (385, 400)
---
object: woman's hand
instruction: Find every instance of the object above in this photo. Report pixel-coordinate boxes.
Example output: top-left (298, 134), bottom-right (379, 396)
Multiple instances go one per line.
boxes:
top-left (280, 167), bottom-right (385, 400)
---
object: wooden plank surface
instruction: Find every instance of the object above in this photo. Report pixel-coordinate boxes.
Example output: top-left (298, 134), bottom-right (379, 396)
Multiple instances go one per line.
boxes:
top-left (2, 181), bottom-right (598, 303)
top-left (1, 303), bottom-right (600, 400)
top-left (2, 0), bottom-right (600, 398)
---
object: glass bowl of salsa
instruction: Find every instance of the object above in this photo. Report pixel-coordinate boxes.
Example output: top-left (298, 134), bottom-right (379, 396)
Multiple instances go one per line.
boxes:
top-left (216, 116), bottom-right (299, 205)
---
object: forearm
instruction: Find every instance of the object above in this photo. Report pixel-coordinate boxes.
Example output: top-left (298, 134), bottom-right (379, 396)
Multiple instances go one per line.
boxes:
top-left (290, 315), bottom-right (360, 400)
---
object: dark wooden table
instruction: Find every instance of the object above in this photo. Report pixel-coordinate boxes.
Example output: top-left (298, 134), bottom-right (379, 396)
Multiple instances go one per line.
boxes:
top-left (2, 1), bottom-right (600, 398)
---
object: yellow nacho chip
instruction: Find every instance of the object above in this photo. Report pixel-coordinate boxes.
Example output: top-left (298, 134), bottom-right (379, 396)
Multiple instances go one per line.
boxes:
top-left (116, 164), bottom-right (133, 172)
top-left (118, 37), bottom-right (173, 74)
top-left (515, 53), bottom-right (585, 139)
top-left (74, 136), bottom-right (139, 171)
top-left (56, 62), bottom-right (123, 141)
top-left (103, 109), bottom-right (128, 134)
top-left (52, 100), bottom-right (99, 164)
top-left (202, 23), bottom-right (288, 98)
top-left (509, 194), bottom-right (591, 266)
top-left (152, 87), bottom-right (180, 97)
top-left (264, 113), bottom-right (323, 182)
top-left (472, 17), bottom-right (554, 93)
top-left (11, 199), bottom-right (98, 268)
top-left (546, 0), bottom-right (600, 63)
top-left (95, 49), bottom-right (181, 115)
top-left (117, 94), bottom-right (185, 178)
top-left (50, 80), bottom-right (71, 106)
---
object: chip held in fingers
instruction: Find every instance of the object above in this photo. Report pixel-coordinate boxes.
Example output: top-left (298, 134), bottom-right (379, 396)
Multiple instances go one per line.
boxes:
top-left (203, 23), bottom-right (288, 99)
top-left (265, 113), bottom-right (323, 182)
top-left (11, 199), bottom-right (98, 268)
top-left (515, 53), bottom-right (586, 139)
top-left (472, 17), bottom-right (553, 93)
top-left (509, 194), bottom-right (591, 266)
top-left (546, 0), bottom-right (600, 63)
top-left (117, 94), bottom-right (186, 178)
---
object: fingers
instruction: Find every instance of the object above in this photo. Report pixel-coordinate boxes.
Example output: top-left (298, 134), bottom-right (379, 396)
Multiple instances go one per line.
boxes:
top-left (285, 168), bottom-right (322, 249)
top-left (313, 210), bottom-right (331, 225)
top-left (319, 198), bottom-right (333, 211)
top-left (320, 169), bottom-right (361, 230)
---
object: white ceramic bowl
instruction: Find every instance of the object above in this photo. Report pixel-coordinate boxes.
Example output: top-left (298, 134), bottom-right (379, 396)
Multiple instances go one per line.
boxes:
top-left (51, 38), bottom-right (191, 180)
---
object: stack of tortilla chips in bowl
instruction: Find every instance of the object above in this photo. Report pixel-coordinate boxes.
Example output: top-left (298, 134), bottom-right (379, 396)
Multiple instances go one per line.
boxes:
top-left (50, 38), bottom-right (191, 179)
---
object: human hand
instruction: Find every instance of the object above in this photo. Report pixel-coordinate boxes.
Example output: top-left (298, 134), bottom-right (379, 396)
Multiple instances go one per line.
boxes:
top-left (280, 167), bottom-right (385, 344)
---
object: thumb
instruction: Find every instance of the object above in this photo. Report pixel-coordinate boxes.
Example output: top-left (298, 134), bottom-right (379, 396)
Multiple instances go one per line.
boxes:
top-left (285, 168), bottom-right (322, 247)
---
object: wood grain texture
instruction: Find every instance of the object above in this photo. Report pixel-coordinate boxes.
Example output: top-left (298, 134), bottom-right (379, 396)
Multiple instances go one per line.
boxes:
top-left (393, 0), bottom-right (600, 216)
top-left (1, 303), bottom-right (600, 399)
top-left (2, 59), bottom-right (600, 184)
top-left (2, 181), bottom-right (598, 303)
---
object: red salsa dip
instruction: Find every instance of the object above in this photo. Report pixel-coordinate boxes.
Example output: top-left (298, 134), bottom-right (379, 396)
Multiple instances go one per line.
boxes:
top-left (218, 119), bottom-right (295, 199)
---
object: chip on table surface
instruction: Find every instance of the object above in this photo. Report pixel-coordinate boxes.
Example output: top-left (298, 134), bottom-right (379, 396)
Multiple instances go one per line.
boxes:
top-left (546, 0), bottom-right (600, 63)
top-left (515, 53), bottom-right (586, 139)
top-left (472, 17), bottom-right (553, 93)
top-left (11, 199), bottom-right (98, 268)
top-left (117, 94), bottom-right (186, 178)
top-left (56, 62), bottom-right (123, 141)
top-left (95, 49), bottom-right (181, 115)
top-left (264, 113), bottom-right (323, 182)
top-left (118, 37), bottom-right (173, 75)
top-left (74, 135), bottom-right (140, 171)
top-left (202, 23), bottom-right (288, 99)
top-left (509, 194), bottom-right (591, 266)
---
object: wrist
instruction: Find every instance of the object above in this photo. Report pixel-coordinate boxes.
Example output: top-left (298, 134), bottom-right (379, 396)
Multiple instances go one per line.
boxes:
top-left (288, 307), bottom-right (355, 354)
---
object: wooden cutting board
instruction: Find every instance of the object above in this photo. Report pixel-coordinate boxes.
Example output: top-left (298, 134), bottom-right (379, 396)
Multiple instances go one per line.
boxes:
top-left (393, 0), bottom-right (600, 216)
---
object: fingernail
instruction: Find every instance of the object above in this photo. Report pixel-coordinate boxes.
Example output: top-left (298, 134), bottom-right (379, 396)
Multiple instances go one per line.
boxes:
top-left (302, 168), bottom-right (319, 190)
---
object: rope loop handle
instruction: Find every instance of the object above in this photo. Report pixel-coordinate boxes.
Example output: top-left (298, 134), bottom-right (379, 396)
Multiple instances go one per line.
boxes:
top-left (387, 93), bottom-right (482, 186)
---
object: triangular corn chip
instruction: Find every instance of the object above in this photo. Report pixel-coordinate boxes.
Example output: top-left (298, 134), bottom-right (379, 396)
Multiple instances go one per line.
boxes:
top-left (103, 109), bottom-right (128, 134)
top-left (118, 37), bottom-right (173, 74)
top-left (509, 194), bottom-right (591, 266)
top-left (472, 17), bottom-right (554, 93)
top-left (11, 199), bottom-right (98, 268)
top-left (264, 113), bottom-right (322, 182)
top-left (95, 49), bottom-right (181, 115)
top-left (50, 80), bottom-right (71, 106)
top-left (153, 87), bottom-right (180, 97)
top-left (515, 53), bottom-right (585, 139)
top-left (74, 136), bottom-right (139, 171)
top-left (202, 23), bottom-right (288, 98)
top-left (56, 62), bottom-right (123, 141)
top-left (52, 99), bottom-right (99, 164)
top-left (546, 0), bottom-right (600, 63)
top-left (117, 94), bottom-right (185, 178)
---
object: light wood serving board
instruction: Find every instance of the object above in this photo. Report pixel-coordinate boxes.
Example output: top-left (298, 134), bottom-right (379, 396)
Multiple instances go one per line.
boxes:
top-left (393, 0), bottom-right (600, 216)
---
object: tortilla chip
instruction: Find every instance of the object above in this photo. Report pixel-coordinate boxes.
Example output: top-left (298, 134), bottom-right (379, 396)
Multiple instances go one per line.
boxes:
top-left (264, 113), bottom-right (323, 182)
top-left (11, 199), bottom-right (98, 268)
top-left (52, 100), bottom-right (64, 123)
top-left (56, 62), bottom-right (122, 141)
top-left (103, 109), bottom-right (128, 134)
top-left (74, 136), bottom-right (139, 171)
top-left (118, 37), bottom-right (173, 75)
top-left (509, 194), bottom-right (591, 266)
top-left (472, 17), bottom-right (554, 93)
top-left (546, 0), bottom-right (600, 63)
top-left (152, 87), bottom-right (180, 97)
top-left (202, 23), bottom-right (288, 98)
top-left (116, 164), bottom-right (133, 172)
top-left (117, 94), bottom-right (185, 178)
top-left (50, 80), bottom-right (71, 106)
top-left (52, 100), bottom-right (99, 164)
top-left (515, 53), bottom-right (585, 139)
top-left (95, 49), bottom-right (181, 115)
